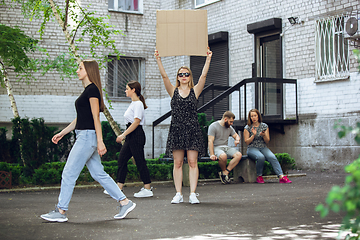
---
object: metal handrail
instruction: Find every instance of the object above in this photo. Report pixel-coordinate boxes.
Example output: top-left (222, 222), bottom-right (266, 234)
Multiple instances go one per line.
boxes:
top-left (151, 77), bottom-right (297, 158)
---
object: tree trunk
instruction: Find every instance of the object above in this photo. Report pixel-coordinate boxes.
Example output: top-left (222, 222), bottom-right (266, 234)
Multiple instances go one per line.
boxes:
top-left (47, 0), bottom-right (122, 136)
top-left (103, 105), bottom-right (121, 136)
top-left (1, 63), bottom-right (19, 118)
top-left (0, 62), bottom-right (26, 166)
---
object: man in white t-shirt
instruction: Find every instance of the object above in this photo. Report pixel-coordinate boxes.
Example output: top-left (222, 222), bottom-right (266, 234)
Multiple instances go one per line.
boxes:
top-left (208, 111), bottom-right (242, 184)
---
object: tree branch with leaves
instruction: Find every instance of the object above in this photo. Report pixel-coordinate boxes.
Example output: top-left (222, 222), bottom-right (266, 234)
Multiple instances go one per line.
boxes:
top-left (12, 0), bottom-right (126, 135)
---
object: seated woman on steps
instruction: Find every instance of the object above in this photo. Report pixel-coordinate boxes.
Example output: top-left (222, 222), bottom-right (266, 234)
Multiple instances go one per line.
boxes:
top-left (243, 109), bottom-right (292, 184)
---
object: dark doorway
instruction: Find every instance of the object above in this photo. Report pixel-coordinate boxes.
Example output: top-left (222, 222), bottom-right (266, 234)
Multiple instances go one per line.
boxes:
top-left (258, 34), bottom-right (282, 117)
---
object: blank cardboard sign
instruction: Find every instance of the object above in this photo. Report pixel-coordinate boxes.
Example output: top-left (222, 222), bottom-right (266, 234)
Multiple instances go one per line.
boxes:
top-left (156, 9), bottom-right (208, 57)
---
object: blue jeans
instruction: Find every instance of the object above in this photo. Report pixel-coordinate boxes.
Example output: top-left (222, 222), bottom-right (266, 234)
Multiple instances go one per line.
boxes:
top-left (57, 130), bottom-right (126, 211)
top-left (247, 147), bottom-right (283, 177)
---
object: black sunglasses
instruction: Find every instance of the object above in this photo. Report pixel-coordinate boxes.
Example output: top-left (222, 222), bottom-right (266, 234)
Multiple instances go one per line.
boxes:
top-left (178, 73), bottom-right (190, 77)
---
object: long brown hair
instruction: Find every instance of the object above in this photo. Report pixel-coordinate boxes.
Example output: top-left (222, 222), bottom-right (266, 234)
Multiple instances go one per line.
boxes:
top-left (127, 80), bottom-right (147, 109)
top-left (247, 109), bottom-right (262, 126)
top-left (175, 66), bottom-right (194, 88)
top-left (82, 60), bottom-right (105, 112)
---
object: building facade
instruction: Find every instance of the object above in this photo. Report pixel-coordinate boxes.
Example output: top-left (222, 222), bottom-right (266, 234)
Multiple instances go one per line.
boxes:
top-left (1, 0), bottom-right (359, 170)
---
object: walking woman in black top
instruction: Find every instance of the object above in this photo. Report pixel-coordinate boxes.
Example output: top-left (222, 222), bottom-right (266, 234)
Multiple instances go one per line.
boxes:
top-left (40, 60), bottom-right (135, 222)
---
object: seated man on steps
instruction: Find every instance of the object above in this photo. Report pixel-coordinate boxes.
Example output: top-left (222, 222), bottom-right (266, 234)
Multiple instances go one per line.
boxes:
top-left (208, 111), bottom-right (242, 184)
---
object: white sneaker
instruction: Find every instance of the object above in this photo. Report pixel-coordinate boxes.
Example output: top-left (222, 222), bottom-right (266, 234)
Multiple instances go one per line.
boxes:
top-left (134, 187), bottom-right (153, 198)
top-left (189, 193), bottom-right (200, 204)
top-left (171, 192), bottom-right (183, 204)
top-left (103, 189), bottom-right (110, 195)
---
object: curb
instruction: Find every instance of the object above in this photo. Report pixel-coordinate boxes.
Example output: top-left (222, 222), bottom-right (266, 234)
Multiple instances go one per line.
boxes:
top-left (0, 173), bottom-right (306, 193)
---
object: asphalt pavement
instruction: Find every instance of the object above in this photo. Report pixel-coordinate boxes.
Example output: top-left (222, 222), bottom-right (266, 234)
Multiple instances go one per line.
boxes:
top-left (0, 170), bottom-right (352, 240)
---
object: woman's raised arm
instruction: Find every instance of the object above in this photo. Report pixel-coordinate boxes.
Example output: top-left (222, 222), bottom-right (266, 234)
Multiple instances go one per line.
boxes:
top-left (194, 47), bottom-right (212, 98)
top-left (155, 50), bottom-right (175, 97)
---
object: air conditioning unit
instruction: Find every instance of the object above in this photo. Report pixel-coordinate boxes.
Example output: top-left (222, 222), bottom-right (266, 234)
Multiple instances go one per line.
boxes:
top-left (344, 15), bottom-right (360, 39)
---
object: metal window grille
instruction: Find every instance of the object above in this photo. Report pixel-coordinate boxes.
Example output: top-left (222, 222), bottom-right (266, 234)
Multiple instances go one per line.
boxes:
top-left (315, 15), bottom-right (350, 81)
top-left (106, 57), bottom-right (144, 98)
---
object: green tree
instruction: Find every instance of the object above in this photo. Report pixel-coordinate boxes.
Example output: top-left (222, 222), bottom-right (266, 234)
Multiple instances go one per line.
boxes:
top-left (10, 0), bottom-right (125, 136)
top-left (0, 23), bottom-right (78, 165)
top-left (0, 24), bottom-right (38, 119)
top-left (1, 0), bottom-right (132, 167)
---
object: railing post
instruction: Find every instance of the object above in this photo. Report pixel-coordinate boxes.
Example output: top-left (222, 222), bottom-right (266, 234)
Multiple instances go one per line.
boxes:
top-left (244, 83), bottom-right (247, 121)
top-left (255, 77), bottom-right (259, 110)
top-left (281, 82), bottom-right (284, 120)
top-left (239, 85), bottom-right (241, 121)
top-left (296, 80), bottom-right (298, 123)
top-left (152, 124), bottom-right (154, 159)
top-left (212, 88), bottom-right (214, 118)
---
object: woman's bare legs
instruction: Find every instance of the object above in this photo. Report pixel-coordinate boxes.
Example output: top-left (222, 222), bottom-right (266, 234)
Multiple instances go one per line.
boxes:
top-left (172, 150), bottom-right (185, 194)
top-left (187, 150), bottom-right (199, 193)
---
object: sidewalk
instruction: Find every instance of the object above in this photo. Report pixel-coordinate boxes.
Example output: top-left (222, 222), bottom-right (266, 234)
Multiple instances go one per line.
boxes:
top-left (0, 170), bottom-right (351, 240)
top-left (0, 173), bottom-right (307, 193)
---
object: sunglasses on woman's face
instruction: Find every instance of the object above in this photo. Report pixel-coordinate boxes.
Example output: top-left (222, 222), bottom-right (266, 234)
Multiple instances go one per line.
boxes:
top-left (178, 72), bottom-right (190, 77)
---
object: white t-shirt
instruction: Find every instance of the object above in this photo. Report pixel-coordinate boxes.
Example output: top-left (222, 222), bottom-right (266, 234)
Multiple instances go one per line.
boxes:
top-left (124, 101), bottom-right (145, 125)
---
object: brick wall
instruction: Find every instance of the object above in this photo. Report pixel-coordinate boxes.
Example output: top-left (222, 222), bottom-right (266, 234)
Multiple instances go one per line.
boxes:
top-left (163, 0), bottom-right (360, 169)
top-left (1, 0), bottom-right (360, 166)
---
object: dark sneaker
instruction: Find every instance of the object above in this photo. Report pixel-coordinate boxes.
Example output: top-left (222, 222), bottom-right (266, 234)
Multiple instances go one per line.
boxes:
top-left (40, 206), bottom-right (68, 222)
top-left (256, 176), bottom-right (265, 183)
top-left (218, 171), bottom-right (230, 184)
top-left (279, 175), bottom-right (292, 183)
top-left (114, 200), bottom-right (136, 219)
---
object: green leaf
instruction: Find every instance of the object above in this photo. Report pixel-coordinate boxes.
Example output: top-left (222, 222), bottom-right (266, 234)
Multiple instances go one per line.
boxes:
top-left (338, 131), bottom-right (346, 138)
top-left (315, 204), bottom-right (325, 212)
top-left (330, 203), bottom-right (340, 212)
top-left (345, 200), bottom-right (357, 212)
top-left (355, 135), bottom-right (360, 145)
top-left (320, 207), bottom-right (329, 218)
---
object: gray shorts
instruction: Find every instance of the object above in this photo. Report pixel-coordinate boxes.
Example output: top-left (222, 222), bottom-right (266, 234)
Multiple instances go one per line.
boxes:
top-left (213, 146), bottom-right (239, 159)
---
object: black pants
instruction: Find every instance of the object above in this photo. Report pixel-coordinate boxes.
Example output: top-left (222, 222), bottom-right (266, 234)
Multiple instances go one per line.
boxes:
top-left (116, 124), bottom-right (151, 184)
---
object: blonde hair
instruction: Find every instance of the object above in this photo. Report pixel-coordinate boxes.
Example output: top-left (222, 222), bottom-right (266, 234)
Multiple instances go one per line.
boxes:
top-left (82, 60), bottom-right (105, 112)
top-left (175, 66), bottom-right (194, 88)
top-left (247, 109), bottom-right (262, 126)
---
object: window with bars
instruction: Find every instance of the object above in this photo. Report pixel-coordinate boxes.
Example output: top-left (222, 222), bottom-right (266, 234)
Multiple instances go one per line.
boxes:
top-left (108, 0), bottom-right (143, 14)
top-left (315, 15), bottom-right (350, 82)
top-left (195, 0), bottom-right (221, 8)
top-left (106, 57), bottom-right (145, 98)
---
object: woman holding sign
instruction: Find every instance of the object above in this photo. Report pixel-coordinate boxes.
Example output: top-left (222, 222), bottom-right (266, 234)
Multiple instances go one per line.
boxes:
top-left (244, 109), bottom-right (292, 184)
top-left (155, 48), bottom-right (212, 204)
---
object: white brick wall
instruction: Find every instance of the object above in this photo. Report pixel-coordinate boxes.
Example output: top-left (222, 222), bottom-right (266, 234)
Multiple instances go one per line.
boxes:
top-left (1, 0), bottom-right (360, 168)
top-left (176, 0), bottom-right (360, 169)
top-left (0, 95), bottom-right (77, 122)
